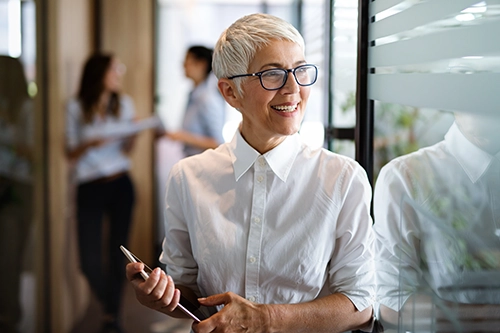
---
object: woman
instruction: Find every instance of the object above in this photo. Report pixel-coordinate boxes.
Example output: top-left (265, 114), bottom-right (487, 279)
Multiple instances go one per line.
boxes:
top-left (166, 45), bottom-right (226, 157)
top-left (66, 53), bottom-right (135, 333)
top-left (127, 14), bottom-right (374, 333)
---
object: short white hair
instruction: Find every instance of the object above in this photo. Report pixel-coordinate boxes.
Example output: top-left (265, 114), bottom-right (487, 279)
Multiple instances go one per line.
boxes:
top-left (213, 13), bottom-right (305, 95)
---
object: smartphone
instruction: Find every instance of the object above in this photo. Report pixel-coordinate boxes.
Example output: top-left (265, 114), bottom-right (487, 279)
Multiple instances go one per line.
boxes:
top-left (120, 245), bottom-right (203, 323)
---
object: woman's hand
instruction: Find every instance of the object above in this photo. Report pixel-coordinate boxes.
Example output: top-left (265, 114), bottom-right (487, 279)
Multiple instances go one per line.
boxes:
top-left (125, 263), bottom-right (181, 315)
top-left (193, 292), bottom-right (271, 333)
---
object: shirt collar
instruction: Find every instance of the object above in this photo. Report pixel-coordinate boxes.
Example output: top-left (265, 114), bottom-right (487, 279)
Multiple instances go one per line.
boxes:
top-left (230, 129), bottom-right (301, 182)
top-left (445, 122), bottom-right (497, 183)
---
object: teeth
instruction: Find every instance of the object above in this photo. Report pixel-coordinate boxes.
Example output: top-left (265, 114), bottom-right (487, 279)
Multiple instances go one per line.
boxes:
top-left (273, 105), bottom-right (297, 112)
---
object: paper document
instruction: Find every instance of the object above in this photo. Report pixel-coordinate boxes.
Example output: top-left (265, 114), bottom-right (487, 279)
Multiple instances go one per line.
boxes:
top-left (82, 115), bottom-right (164, 141)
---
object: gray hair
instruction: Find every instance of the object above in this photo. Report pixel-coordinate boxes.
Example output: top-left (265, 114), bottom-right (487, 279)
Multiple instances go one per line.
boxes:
top-left (213, 13), bottom-right (305, 95)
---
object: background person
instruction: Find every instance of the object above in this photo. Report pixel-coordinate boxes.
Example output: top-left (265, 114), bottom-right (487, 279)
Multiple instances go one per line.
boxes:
top-left (66, 53), bottom-right (136, 333)
top-left (166, 45), bottom-right (226, 157)
top-left (128, 13), bottom-right (374, 333)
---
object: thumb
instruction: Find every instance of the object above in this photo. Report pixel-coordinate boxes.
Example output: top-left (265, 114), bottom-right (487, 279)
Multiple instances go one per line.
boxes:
top-left (198, 293), bottom-right (231, 307)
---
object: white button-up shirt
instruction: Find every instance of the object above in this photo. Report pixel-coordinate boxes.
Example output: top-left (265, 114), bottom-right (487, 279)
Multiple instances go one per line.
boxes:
top-left (160, 130), bottom-right (375, 312)
top-left (374, 122), bottom-right (500, 311)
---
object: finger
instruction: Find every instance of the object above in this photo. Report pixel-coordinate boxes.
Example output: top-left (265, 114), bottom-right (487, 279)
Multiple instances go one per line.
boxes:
top-left (149, 271), bottom-right (174, 308)
top-left (159, 275), bottom-right (178, 312)
top-left (166, 288), bottom-right (181, 313)
top-left (141, 267), bottom-right (163, 294)
top-left (197, 293), bottom-right (230, 307)
top-left (148, 269), bottom-right (169, 302)
top-left (192, 316), bottom-right (215, 333)
top-left (125, 262), bottom-right (145, 282)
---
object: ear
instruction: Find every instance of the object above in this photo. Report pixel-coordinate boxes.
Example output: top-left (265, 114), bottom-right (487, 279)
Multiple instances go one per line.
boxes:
top-left (218, 78), bottom-right (242, 110)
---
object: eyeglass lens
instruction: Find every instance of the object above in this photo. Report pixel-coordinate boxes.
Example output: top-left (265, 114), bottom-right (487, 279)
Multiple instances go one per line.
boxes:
top-left (261, 65), bottom-right (317, 90)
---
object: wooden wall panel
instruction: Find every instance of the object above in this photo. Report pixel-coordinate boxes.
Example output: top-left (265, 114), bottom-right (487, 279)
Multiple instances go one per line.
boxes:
top-left (45, 0), bottom-right (93, 331)
top-left (100, 0), bottom-right (155, 262)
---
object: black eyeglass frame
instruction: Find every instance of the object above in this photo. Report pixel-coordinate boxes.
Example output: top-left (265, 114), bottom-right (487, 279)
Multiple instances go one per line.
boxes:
top-left (227, 64), bottom-right (318, 91)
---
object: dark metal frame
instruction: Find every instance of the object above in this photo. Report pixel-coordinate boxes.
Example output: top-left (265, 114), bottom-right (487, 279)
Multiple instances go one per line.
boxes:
top-left (38, 0), bottom-right (51, 330)
top-left (324, 0), bottom-right (335, 151)
top-left (355, 0), bottom-right (374, 185)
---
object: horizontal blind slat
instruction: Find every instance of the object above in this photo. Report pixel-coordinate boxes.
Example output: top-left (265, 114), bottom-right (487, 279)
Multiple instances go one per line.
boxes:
top-left (368, 73), bottom-right (500, 114)
top-left (369, 0), bottom-right (404, 17)
top-left (370, 0), bottom-right (478, 40)
top-left (369, 20), bottom-right (500, 67)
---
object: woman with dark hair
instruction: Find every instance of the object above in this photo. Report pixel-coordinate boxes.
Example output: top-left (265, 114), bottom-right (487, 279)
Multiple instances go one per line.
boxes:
top-left (66, 53), bottom-right (136, 333)
top-left (166, 45), bottom-right (226, 157)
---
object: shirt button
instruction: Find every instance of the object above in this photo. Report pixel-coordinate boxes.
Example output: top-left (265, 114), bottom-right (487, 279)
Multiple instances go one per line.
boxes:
top-left (257, 175), bottom-right (263, 182)
top-left (259, 158), bottom-right (266, 166)
top-left (249, 256), bottom-right (256, 263)
top-left (253, 217), bottom-right (261, 224)
top-left (248, 296), bottom-right (256, 302)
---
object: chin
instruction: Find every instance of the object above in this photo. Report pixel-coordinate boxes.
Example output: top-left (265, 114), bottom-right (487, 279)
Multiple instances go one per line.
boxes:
top-left (281, 127), bottom-right (300, 136)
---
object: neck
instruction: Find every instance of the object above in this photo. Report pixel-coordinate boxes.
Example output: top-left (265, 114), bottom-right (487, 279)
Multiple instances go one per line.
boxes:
top-left (100, 90), bottom-right (112, 104)
top-left (240, 129), bottom-right (287, 155)
top-left (192, 76), bottom-right (206, 87)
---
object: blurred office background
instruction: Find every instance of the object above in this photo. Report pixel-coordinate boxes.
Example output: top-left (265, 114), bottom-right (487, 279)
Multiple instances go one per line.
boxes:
top-left (0, 0), bottom-right (499, 332)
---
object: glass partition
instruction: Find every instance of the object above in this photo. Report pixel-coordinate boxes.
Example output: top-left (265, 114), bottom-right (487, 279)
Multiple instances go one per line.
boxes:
top-left (369, 0), bottom-right (500, 331)
top-left (0, 0), bottom-right (41, 332)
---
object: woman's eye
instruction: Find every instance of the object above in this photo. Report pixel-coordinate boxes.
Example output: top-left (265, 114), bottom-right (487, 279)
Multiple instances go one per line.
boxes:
top-left (263, 70), bottom-right (283, 78)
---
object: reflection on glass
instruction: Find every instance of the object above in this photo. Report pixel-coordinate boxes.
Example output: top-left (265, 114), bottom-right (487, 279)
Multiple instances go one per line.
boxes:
top-left (373, 103), bottom-right (453, 180)
top-left (0, 55), bottom-right (34, 333)
top-left (374, 112), bottom-right (500, 332)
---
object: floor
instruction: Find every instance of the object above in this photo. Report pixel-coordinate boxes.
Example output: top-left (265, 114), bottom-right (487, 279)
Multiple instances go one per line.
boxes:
top-left (70, 282), bottom-right (193, 333)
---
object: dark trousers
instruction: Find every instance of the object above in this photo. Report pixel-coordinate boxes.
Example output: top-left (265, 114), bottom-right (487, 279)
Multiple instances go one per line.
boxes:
top-left (0, 180), bottom-right (32, 333)
top-left (76, 173), bottom-right (135, 318)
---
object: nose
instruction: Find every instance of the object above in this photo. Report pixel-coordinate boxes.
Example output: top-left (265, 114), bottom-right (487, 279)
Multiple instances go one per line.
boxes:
top-left (280, 71), bottom-right (300, 94)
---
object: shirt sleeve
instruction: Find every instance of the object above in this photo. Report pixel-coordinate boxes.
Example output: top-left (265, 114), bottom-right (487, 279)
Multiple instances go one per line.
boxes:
top-left (160, 162), bottom-right (202, 296)
top-left (373, 160), bottom-right (422, 312)
top-left (328, 161), bottom-right (375, 312)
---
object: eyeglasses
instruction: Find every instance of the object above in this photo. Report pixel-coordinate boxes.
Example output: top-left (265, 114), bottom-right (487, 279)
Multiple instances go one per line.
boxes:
top-left (228, 64), bottom-right (318, 91)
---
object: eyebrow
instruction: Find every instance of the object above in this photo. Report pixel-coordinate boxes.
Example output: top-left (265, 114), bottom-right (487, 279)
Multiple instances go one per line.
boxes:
top-left (258, 60), bottom-right (307, 71)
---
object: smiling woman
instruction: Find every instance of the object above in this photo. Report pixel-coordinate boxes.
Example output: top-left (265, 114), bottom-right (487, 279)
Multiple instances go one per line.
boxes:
top-left (126, 13), bottom-right (375, 333)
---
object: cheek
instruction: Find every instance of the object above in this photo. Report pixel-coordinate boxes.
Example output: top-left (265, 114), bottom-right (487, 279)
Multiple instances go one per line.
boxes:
top-left (243, 87), bottom-right (275, 110)
top-left (300, 88), bottom-right (311, 104)
top-left (104, 73), bottom-right (114, 85)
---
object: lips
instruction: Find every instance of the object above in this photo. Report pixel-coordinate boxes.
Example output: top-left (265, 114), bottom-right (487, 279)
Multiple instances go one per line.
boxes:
top-left (271, 103), bottom-right (298, 112)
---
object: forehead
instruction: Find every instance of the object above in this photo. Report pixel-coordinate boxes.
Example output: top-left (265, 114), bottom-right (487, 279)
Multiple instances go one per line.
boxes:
top-left (249, 39), bottom-right (305, 71)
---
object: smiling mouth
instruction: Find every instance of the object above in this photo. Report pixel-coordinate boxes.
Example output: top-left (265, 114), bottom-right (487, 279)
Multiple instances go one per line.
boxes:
top-left (271, 104), bottom-right (298, 112)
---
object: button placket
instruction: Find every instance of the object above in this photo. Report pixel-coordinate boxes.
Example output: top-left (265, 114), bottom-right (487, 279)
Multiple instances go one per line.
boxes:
top-left (244, 157), bottom-right (267, 303)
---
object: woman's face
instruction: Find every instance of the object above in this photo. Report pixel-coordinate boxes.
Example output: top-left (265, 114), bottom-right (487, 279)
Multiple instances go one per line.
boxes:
top-left (183, 52), bottom-right (207, 85)
top-left (103, 58), bottom-right (125, 92)
top-left (232, 39), bottom-right (311, 153)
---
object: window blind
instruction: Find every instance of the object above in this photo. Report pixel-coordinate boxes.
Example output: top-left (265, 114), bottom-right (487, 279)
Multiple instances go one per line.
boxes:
top-left (368, 0), bottom-right (500, 115)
